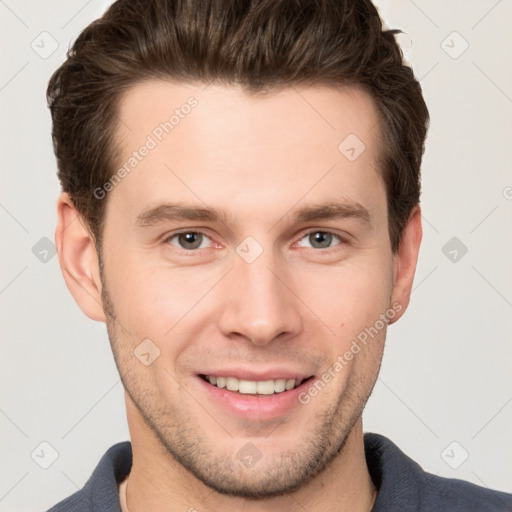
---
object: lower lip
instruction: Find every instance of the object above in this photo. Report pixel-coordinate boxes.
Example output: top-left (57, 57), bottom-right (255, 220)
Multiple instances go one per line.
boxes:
top-left (196, 376), bottom-right (313, 421)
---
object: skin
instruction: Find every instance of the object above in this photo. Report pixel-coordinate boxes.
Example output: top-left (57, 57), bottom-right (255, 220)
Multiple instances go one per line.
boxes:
top-left (55, 81), bottom-right (422, 512)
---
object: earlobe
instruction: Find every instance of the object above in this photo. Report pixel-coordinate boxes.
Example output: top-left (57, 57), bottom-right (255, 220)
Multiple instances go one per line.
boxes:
top-left (55, 192), bottom-right (106, 322)
top-left (389, 205), bottom-right (422, 325)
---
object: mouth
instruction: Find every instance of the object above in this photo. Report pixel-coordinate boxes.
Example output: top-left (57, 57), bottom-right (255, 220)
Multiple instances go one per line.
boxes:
top-left (196, 371), bottom-right (316, 420)
top-left (199, 374), bottom-right (314, 395)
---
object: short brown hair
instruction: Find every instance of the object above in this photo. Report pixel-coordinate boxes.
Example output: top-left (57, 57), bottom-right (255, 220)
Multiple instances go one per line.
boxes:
top-left (47, 0), bottom-right (429, 252)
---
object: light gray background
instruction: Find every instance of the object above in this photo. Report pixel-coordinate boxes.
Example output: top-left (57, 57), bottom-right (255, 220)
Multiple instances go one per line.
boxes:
top-left (1, 1), bottom-right (511, 510)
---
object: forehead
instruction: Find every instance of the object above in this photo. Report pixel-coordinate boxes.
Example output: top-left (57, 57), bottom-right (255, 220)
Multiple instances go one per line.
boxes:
top-left (116, 80), bottom-right (380, 151)
top-left (109, 80), bottom-right (385, 226)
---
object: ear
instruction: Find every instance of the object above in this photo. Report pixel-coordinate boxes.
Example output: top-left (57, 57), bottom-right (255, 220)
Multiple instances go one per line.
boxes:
top-left (389, 205), bottom-right (422, 325)
top-left (55, 192), bottom-right (106, 322)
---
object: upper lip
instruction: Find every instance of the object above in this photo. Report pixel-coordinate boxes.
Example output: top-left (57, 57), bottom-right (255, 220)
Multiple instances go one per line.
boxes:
top-left (197, 368), bottom-right (314, 381)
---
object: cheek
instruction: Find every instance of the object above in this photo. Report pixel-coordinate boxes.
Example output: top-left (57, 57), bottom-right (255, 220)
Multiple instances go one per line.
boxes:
top-left (104, 254), bottom-right (223, 341)
top-left (293, 256), bottom-right (393, 342)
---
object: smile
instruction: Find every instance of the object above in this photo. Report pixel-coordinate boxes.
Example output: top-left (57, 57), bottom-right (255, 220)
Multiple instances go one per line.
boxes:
top-left (200, 375), bottom-right (308, 395)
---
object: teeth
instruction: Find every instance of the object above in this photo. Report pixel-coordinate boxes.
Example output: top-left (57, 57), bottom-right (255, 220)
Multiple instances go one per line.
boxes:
top-left (239, 379), bottom-right (257, 394)
top-left (274, 379), bottom-right (286, 392)
top-left (204, 375), bottom-right (300, 395)
top-left (256, 380), bottom-right (275, 395)
top-left (226, 377), bottom-right (239, 391)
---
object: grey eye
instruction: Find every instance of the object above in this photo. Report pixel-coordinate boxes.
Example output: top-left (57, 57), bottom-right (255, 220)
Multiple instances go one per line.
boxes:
top-left (176, 232), bottom-right (204, 250)
top-left (308, 231), bottom-right (334, 249)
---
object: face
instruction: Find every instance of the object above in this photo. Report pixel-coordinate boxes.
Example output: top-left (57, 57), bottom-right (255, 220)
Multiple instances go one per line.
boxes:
top-left (91, 81), bottom-right (409, 498)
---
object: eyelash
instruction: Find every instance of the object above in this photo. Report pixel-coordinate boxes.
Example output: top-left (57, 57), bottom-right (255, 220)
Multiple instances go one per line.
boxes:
top-left (164, 229), bottom-right (347, 252)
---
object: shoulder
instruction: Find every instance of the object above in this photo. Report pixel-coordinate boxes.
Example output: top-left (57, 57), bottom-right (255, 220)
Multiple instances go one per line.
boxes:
top-left (364, 433), bottom-right (512, 512)
top-left (46, 492), bottom-right (92, 512)
top-left (420, 471), bottom-right (512, 511)
top-left (46, 441), bottom-right (132, 512)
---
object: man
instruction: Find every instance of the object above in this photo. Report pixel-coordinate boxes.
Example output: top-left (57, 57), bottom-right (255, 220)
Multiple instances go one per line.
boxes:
top-left (46, 0), bottom-right (511, 510)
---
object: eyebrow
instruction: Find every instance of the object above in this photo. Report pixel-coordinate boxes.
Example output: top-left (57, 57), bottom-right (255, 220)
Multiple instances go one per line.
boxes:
top-left (135, 200), bottom-right (371, 227)
top-left (135, 203), bottom-right (227, 226)
top-left (294, 201), bottom-right (370, 224)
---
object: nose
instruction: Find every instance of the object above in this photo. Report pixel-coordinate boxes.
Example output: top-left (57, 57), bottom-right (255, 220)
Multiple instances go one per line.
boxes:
top-left (217, 251), bottom-right (303, 346)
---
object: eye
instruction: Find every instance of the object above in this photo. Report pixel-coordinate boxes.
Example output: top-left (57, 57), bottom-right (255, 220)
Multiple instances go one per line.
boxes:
top-left (296, 231), bottom-right (343, 249)
top-left (166, 231), bottom-right (213, 251)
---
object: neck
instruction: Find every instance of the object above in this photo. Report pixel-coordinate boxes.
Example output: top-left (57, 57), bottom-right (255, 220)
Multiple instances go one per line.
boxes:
top-left (122, 399), bottom-right (376, 512)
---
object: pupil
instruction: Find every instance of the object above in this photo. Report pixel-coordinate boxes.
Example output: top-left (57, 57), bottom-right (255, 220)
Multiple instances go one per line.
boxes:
top-left (179, 232), bottom-right (202, 249)
top-left (310, 231), bottom-right (332, 248)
